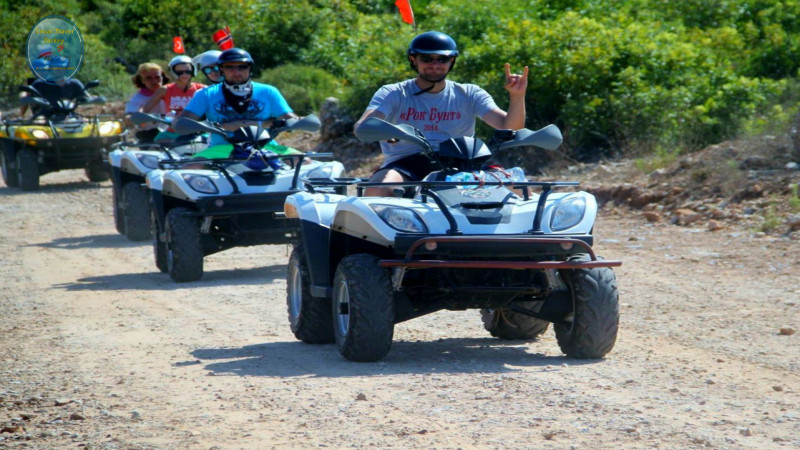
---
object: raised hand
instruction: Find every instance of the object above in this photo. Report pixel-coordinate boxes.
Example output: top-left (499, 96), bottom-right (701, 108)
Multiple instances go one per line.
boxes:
top-left (504, 63), bottom-right (529, 96)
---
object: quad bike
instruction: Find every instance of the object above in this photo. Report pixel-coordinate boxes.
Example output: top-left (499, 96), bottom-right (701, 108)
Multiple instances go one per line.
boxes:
top-left (284, 118), bottom-right (621, 362)
top-left (108, 112), bottom-right (206, 241)
top-left (0, 80), bottom-right (125, 190)
top-left (147, 114), bottom-right (346, 282)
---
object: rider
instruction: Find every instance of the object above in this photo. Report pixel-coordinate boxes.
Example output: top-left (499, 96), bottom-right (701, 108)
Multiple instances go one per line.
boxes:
top-left (192, 50), bottom-right (222, 84)
top-left (125, 62), bottom-right (168, 142)
top-left (354, 31), bottom-right (528, 196)
top-left (174, 48), bottom-right (298, 158)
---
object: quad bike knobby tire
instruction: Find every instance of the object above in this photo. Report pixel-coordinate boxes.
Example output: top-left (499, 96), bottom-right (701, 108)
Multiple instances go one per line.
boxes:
top-left (166, 207), bottom-right (203, 282)
top-left (287, 245), bottom-right (334, 344)
top-left (1, 146), bottom-right (19, 187)
top-left (481, 301), bottom-right (550, 340)
top-left (151, 210), bottom-right (168, 273)
top-left (554, 254), bottom-right (619, 358)
top-left (332, 254), bottom-right (394, 362)
top-left (85, 158), bottom-right (110, 182)
top-left (16, 148), bottom-right (39, 191)
top-left (121, 182), bottom-right (151, 241)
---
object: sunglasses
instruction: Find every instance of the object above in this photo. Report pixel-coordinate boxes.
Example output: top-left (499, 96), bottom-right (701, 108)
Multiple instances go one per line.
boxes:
top-left (174, 70), bottom-right (193, 76)
top-left (418, 55), bottom-right (453, 64)
top-left (202, 66), bottom-right (220, 75)
top-left (222, 64), bottom-right (251, 71)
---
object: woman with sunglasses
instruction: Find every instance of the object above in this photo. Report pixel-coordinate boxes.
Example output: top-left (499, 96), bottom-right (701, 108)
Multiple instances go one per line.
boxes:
top-left (125, 62), bottom-right (168, 142)
top-left (354, 31), bottom-right (529, 196)
top-left (142, 55), bottom-right (206, 117)
top-left (193, 50), bottom-right (222, 84)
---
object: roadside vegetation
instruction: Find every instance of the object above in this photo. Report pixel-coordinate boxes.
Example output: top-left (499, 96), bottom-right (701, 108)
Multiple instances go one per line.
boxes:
top-left (3, 0), bottom-right (800, 161)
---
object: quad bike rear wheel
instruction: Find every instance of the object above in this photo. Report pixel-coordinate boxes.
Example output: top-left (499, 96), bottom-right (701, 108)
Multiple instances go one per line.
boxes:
top-left (287, 245), bottom-right (334, 344)
top-left (332, 254), bottom-right (394, 362)
top-left (481, 301), bottom-right (550, 340)
top-left (554, 254), bottom-right (619, 358)
top-left (152, 210), bottom-right (167, 273)
top-left (166, 207), bottom-right (203, 282)
top-left (1, 145), bottom-right (19, 188)
top-left (122, 182), bottom-right (151, 241)
top-left (16, 148), bottom-right (39, 191)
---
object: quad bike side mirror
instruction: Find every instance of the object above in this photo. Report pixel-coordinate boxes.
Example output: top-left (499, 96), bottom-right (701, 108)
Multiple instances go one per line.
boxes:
top-left (498, 124), bottom-right (563, 151)
top-left (84, 95), bottom-right (106, 105)
top-left (172, 116), bottom-right (226, 137)
top-left (284, 114), bottom-right (321, 133)
top-left (20, 85), bottom-right (42, 97)
top-left (84, 80), bottom-right (100, 90)
top-left (355, 117), bottom-right (430, 151)
top-left (129, 111), bottom-right (170, 126)
top-left (19, 96), bottom-right (50, 108)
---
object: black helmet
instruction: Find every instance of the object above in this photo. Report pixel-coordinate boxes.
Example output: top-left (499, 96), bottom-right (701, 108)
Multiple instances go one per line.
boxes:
top-left (407, 31), bottom-right (459, 56)
top-left (218, 48), bottom-right (254, 65)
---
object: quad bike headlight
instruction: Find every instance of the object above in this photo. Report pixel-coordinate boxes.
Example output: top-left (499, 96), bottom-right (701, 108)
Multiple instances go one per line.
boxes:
top-left (31, 129), bottom-right (50, 139)
top-left (550, 196), bottom-right (586, 231)
top-left (136, 154), bottom-right (161, 169)
top-left (305, 165), bottom-right (334, 179)
top-left (371, 205), bottom-right (428, 233)
top-left (98, 122), bottom-right (118, 135)
top-left (181, 174), bottom-right (219, 194)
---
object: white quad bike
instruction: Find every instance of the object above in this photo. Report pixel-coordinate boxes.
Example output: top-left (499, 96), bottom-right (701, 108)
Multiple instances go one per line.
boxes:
top-left (109, 112), bottom-right (206, 241)
top-left (284, 118), bottom-right (621, 362)
top-left (148, 114), bottom-right (346, 282)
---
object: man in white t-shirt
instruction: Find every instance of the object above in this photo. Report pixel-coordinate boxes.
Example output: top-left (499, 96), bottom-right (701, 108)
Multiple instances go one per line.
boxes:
top-left (354, 31), bottom-right (529, 196)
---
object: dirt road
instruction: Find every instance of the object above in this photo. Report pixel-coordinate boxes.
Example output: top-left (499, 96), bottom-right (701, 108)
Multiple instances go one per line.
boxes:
top-left (1, 170), bottom-right (798, 449)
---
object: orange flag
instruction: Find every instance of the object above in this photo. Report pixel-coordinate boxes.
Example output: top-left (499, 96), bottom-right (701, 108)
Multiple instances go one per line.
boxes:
top-left (394, 0), bottom-right (415, 27)
top-left (173, 37), bottom-right (185, 54)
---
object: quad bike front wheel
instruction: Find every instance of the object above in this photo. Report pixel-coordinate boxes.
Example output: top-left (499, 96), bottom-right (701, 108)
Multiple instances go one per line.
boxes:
top-left (166, 207), bottom-right (203, 282)
top-left (332, 254), bottom-right (394, 362)
top-left (151, 210), bottom-right (167, 273)
top-left (287, 245), bottom-right (334, 344)
top-left (1, 146), bottom-right (19, 188)
top-left (85, 158), bottom-right (110, 182)
top-left (16, 148), bottom-right (39, 191)
top-left (121, 182), bottom-right (151, 241)
top-left (481, 301), bottom-right (550, 340)
top-left (554, 254), bottom-right (619, 358)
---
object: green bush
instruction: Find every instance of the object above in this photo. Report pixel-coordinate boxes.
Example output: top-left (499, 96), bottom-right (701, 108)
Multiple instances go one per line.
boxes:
top-left (256, 64), bottom-right (344, 115)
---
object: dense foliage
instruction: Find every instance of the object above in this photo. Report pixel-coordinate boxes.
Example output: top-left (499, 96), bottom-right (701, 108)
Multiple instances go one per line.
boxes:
top-left (3, 0), bottom-right (800, 159)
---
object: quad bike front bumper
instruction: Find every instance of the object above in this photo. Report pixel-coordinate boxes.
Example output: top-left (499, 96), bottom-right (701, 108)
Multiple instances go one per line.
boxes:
top-left (381, 235), bottom-right (622, 270)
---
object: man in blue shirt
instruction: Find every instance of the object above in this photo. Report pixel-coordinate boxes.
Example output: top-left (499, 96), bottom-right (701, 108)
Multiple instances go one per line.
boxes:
top-left (174, 48), bottom-right (297, 148)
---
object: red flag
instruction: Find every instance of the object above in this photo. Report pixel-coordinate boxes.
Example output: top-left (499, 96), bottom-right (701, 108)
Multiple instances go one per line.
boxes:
top-left (213, 27), bottom-right (234, 51)
top-left (173, 37), bottom-right (185, 54)
top-left (395, 0), bottom-right (415, 26)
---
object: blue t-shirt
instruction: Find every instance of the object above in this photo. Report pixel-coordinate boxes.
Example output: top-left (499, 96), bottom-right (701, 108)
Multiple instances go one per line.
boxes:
top-left (184, 82), bottom-right (293, 147)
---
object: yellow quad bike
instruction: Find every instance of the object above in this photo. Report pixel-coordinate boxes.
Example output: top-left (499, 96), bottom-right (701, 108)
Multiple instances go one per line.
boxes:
top-left (0, 80), bottom-right (126, 191)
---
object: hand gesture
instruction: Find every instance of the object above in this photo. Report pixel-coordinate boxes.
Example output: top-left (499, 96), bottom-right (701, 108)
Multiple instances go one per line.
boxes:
top-left (504, 63), bottom-right (528, 97)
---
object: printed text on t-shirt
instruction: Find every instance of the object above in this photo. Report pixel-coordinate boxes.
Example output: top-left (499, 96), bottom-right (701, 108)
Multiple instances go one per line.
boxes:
top-left (400, 107), bottom-right (462, 123)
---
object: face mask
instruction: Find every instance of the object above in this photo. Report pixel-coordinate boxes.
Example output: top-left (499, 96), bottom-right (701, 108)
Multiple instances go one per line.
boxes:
top-left (224, 79), bottom-right (253, 97)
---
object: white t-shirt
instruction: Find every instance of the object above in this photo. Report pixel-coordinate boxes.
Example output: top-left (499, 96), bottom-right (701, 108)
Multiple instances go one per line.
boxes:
top-left (366, 79), bottom-right (498, 165)
top-left (125, 91), bottom-right (167, 130)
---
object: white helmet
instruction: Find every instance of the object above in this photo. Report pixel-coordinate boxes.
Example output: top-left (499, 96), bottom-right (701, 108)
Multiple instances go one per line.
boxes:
top-left (168, 55), bottom-right (195, 78)
top-left (192, 50), bottom-right (221, 72)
